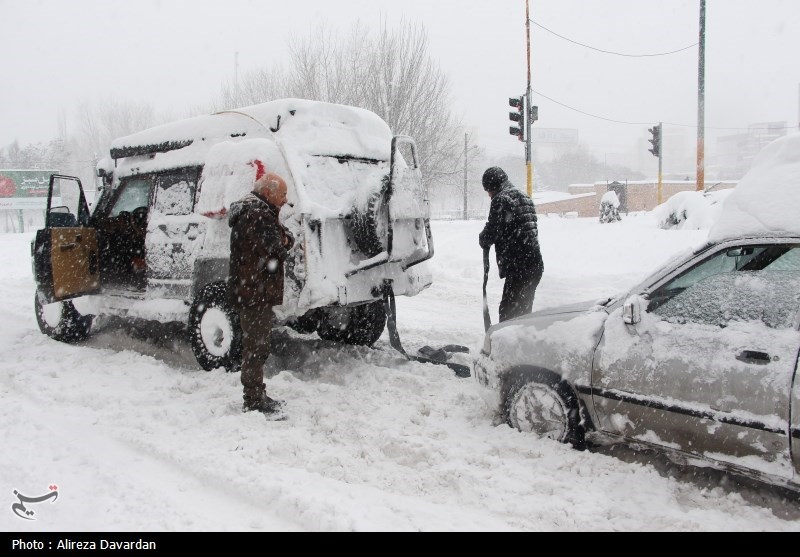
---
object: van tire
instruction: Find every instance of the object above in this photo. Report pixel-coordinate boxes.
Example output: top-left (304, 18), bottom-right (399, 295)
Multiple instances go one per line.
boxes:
top-left (351, 178), bottom-right (389, 257)
top-left (35, 294), bottom-right (93, 343)
top-left (188, 282), bottom-right (242, 372)
top-left (317, 301), bottom-right (386, 346)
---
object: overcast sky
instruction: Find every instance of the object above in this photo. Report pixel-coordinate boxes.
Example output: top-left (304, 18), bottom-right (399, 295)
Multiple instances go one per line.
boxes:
top-left (2, 0), bottom-right (799, 169)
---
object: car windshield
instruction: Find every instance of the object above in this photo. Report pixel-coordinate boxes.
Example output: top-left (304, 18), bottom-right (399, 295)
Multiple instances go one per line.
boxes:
top-left (109, 177), bottom-right (153, 217)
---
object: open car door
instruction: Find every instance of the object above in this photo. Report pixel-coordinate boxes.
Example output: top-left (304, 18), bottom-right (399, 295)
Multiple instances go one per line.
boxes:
top-left (33, 174), bottom-right (100, 303)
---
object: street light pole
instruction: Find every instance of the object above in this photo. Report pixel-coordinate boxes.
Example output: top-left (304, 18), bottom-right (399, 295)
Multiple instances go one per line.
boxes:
top-left (696, 0), bottom-right (706, 192)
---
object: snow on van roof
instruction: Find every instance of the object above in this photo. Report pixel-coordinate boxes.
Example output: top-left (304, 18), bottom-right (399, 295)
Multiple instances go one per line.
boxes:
top-left (110, 98), bottom-right (393, 162)
top-left (707, 132), bottom-right (800, 243)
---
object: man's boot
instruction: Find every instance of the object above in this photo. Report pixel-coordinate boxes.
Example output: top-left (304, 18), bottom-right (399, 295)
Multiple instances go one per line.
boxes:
top-left (243, 384), bottom-right (286, 416)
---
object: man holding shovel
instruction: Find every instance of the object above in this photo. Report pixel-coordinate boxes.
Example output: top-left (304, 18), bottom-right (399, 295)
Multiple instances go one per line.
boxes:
top-left (479, 166), bottom-right (544, 323)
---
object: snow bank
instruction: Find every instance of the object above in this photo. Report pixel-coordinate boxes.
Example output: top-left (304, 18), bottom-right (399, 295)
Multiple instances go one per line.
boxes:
top-left (651, 189), bottom-right (732, 230)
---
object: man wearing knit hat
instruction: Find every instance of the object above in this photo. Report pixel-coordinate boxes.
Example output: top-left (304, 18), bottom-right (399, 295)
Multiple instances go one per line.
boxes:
top-left (478, 166), bottom-right (544, 322)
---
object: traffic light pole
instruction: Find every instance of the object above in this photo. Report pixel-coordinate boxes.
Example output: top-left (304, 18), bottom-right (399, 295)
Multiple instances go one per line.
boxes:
top-left (657, 122), bottom-right (664, 205)
top-left (525, 0), bottom-right (533, 197)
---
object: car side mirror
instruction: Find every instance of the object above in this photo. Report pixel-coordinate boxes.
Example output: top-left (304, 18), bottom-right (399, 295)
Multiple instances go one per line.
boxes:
top-left (623, 295), bottom-right (641, 325)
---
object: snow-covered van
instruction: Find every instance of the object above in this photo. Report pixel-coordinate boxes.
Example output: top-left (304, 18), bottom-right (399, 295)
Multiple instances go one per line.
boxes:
top-left (32, 99), bottom-right (433, 370)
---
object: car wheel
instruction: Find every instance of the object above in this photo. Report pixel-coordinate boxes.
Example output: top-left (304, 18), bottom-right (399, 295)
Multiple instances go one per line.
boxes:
top-left (505, 371), bottom-right (585, 449)
top-left (188, 282), bottom-right (242, 372)
top-left (351, 177), bottom-right (389, 257)
top-left (317, 301), bottom-right (386, 346)
top-left (34, 293), bottom-right (93, 342)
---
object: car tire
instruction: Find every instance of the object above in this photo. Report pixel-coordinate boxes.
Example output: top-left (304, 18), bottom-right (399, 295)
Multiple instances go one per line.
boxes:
top-left (351, 177), bottom-right (389, 257)
top-left (316, 301), bottom-right (387, 346)
top-left (504, 370), bottom-right (585, 449)
top-left (34, 293), bottom-right (93, 343)
top-left (188, 282), bottom-right (242, 372)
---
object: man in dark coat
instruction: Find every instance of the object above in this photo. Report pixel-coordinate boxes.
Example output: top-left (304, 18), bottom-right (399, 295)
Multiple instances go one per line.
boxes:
top-left (479, 166), bottom-right (544, 322)
top-left (228, 163), bottom-right (294, 415)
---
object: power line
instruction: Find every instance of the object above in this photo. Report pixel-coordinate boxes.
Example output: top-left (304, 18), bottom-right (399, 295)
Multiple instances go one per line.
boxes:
top-left (530, 19), bottom-right (698, 57)
top-left (530, 87), bottom-right (798, 131)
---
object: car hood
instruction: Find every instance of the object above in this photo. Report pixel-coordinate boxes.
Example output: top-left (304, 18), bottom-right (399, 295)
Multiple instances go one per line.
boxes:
top-left (480, 299), bottom-right (610, 386)
top-left (487, 298), bottom-right (610, 335)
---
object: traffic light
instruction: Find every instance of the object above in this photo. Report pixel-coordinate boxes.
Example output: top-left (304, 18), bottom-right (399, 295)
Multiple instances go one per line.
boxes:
top-left (648, 124), bottom-right (662, 157)
top-left (509, 96), bottom-right (524, 141)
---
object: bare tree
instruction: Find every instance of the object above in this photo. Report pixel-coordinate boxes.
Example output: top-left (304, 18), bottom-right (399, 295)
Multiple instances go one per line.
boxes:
top-left (212, 66), bottom-right (290, 112)
top-left (64, 99), bottom-right (161, 191)
top-left (212, 20), bottom-right (466, 190)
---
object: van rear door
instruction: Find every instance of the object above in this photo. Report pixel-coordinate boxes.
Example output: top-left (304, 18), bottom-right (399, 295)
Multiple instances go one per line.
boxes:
top-left (387, 136), bottom-right (432, 270)
top-left (32, 175), bottom-right (100, 302)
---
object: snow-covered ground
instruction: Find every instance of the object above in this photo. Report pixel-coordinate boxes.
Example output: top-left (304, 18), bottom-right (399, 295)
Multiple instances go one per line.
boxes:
top-left (2, 213), bottom-right (799, 532)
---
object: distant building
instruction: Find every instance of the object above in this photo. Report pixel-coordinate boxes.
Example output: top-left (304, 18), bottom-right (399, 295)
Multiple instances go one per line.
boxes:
top-left (531, 128), bottom-right (579, 162)
top-left (714, 122), bottom-right (788, 179)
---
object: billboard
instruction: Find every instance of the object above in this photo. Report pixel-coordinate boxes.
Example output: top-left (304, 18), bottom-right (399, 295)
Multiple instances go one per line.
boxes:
top-left (0, 169), bottom-right (59, 210)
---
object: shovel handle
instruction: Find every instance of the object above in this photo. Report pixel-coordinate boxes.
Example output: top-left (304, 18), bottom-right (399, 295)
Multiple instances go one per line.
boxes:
top-left (482, 247), bottom-right (492, 332)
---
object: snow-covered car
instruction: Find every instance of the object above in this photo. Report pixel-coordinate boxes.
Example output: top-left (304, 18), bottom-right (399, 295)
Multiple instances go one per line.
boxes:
top-left (474, 132), bottom-right (800, 491)
top-left (31, 99), bottom-right (433, 370)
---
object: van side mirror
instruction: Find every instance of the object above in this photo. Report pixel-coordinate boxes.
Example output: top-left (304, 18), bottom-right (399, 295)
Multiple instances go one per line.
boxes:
top-left (623, 295), bottom-right (641, 325)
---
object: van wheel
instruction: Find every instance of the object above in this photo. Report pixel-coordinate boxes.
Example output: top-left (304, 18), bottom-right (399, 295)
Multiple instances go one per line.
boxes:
top-left (351, 177), bottom-right (389, 257)
top-left (189, 283), bottom-right (242, 372)
top-left (35, 293), bottom-right (93, 342)
top-left (317, 301), bottom-right (386, 346)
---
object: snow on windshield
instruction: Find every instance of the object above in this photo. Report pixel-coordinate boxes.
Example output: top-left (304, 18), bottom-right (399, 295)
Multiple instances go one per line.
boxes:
top-left (655, 270), bottom-right (800, 329)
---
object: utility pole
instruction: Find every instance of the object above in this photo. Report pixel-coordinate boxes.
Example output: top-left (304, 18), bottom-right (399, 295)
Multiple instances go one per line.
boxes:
top-left (463, 133), bottom-right (468, 220)
top-left (696, 0), bottom-right (706, 192)
top-left (525, 0), bottom-right (533, 197)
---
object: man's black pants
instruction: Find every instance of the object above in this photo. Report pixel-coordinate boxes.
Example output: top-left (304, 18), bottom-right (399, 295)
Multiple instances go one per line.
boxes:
top-left (499, 268), bottom-right (543, 322)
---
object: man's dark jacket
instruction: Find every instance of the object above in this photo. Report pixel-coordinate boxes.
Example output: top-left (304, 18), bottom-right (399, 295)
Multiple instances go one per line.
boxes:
top-left (479, 181), bottom-right (543, 278)
top-left (228, 192), bottom-right (293, 308)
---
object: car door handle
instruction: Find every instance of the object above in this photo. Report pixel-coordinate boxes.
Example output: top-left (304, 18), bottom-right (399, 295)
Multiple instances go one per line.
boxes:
top-left (735, 350), bottom-right (771, 365)
top-left (59, 243), bottom-right (77, 251)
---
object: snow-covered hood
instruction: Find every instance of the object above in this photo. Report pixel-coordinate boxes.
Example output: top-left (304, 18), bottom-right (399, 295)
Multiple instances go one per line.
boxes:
top-left (480, 299), bottom-right (610, 385)
top-left (487, 298), bottom-right (609, 336)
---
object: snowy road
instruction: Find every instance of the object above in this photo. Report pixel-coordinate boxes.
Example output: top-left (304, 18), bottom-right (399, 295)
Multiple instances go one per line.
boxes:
top-left (2, 215), bottom-right (799, 531)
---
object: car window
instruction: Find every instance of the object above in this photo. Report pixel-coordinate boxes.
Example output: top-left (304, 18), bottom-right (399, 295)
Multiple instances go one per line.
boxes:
top-left (654, 270), bottom-right (800, 329)
top-left (109, 177), bottom-right (153, 217)
top-left (647, 244), bottom-right (800, 311)
top-left (154, 169), bottom-right (198, 216)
